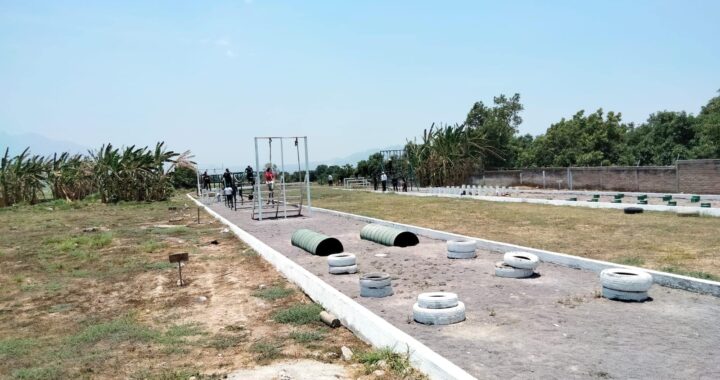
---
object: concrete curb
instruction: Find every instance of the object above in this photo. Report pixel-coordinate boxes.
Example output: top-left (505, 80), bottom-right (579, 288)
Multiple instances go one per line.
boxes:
top-left (186, 194), bottom-right (477, 380)
top-left (311, 206), bottom-right (720, 297)
top-left (397, 190), bottom-right (720, 217)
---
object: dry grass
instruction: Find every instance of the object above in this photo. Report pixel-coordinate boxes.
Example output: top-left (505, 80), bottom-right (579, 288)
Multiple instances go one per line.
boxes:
top-left (0, 194), bottom-right (367, 379)
top-left (313, 187), bottom-right (720, 280)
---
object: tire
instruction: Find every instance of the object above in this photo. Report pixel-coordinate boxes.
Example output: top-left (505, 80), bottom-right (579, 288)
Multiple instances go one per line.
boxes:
top-left (327, 253), bottom-right (356, 267)
top-left (624, 207), bottom-right (644, 214)
top-left (602, 287), bottom-right (649, 302)
top-left (417, 292), bottom-right (459, 309)
top-left (360, 285), bottom-right (393, 298)
top-left (446, 240), bottom-right (476, 253)
top-left (328, 264), bottom-right (358, 275)
top-left (360, 272), bottom-right (391, 288)
top-left (600, 268), bottom-right (653, 292)
top-left (447, 250), bottom-right (477, 259)
top-left (494, 262), bottom-right (534, 278)
top-left (413, 302), bottom-right (466, 325)
top-left (503, 251), bottom-right (540, 270)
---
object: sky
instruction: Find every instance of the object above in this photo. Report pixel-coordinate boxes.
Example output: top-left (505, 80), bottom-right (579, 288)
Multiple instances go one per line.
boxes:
top-left (1, 0), bottom-right (719, 168)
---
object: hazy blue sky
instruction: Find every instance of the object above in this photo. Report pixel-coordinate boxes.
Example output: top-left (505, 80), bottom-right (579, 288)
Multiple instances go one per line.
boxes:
top-left (1, 0), bottom-right (719, 168)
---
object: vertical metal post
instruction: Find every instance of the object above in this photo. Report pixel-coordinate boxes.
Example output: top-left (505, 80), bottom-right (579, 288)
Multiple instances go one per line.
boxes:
top-left (255, 137), bottom-right (262, 220)
top-left (542, 170), bottom-right (546, 189)
top-left (280, 138), bottom-right (287, 219)
top-left (304, 137), bottom-right (312, 216)
top-left (197, 207), bottom-right (200, 224)
top-left (196, 164), bottom-right (201, 196)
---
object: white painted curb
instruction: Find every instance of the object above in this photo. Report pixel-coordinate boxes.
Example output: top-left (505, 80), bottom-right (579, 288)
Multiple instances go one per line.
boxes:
top-left (187, 194), bottom-right (476, 380)
top-left (401, 191), bottom-right (720, 217)
top-left (311, 206), bottom-right (720, 297)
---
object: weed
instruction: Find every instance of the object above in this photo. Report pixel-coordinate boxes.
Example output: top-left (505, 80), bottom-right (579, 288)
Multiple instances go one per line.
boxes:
top-left (11, 366), bottom-right (63, 380)
top-left (356, 347), bottom-right (418, 377)
top-left (69, 315), bottom-right (160, 346)
top-left (617, 256), bottom-right (645, 266)
top-left (0, 338), bottom-right (37, 359)
top-left (661, 266), bottom-right (719, 281)
top-left (205, 333), bottom-right (246, 350)
top-left (289, 330), bottom-right (325, 343)
top-left (252, 285), bottom-right (294, 301)
top-left (250, 341), bottom-right (282, 361)
top-left (272, 304), bottom-right (323, 325)
top-left (141, 240), bottom-right (166, 253)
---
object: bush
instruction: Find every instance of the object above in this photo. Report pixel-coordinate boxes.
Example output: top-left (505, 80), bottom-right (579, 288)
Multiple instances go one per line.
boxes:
top-left (171, 166), bottom-right (198, 189)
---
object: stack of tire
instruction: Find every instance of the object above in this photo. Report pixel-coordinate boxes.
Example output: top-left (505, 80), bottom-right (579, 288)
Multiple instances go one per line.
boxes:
top-left (600, 268), bottom-right (653, 302)
top-left (495, 251), bottom-right (540, 278)
top-left (327, 253), bottom-right (357, 274)
top-left (447, 240), bottom-right (477, 259)
top-left (359, 272), bottom-right (393, 297)
top-left (412, 292), bottom-right (466, 325)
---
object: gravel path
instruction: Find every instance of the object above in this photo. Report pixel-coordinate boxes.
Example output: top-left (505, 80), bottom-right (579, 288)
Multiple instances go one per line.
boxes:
top-left (209, 202), bottom-right (720, 380)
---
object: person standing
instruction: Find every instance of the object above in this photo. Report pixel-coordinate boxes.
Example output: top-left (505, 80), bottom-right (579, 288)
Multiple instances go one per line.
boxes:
top-left (328, 174), bottom-right (333, 186)
top-left (380, 172), bottom-right (387, 192)
top-left (245, 165), bottom-right (255, 186)
top-left (264, 167), bottom-right (275, 204)
top-left (391, 176), bottom-right (399, 192)
top-left (401, 177), bottom-right (408, 192)
top-left (223, 169), bottom-right (232, 188)
top-left (372, 175), bottom-right (378, 191)
top-left (202, 171), bottom-right (211, 191)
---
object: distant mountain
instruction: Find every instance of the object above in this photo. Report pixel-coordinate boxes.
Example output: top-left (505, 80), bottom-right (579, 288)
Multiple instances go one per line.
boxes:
top-left (319, 145), bottom-right (404, 167)
top-left (0, 131), bottom-right (88, 156)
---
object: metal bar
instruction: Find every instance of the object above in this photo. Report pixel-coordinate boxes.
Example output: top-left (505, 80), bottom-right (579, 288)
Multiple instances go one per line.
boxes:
top-left (304, 137), bottom-right (312, 216)
top-left (280, 139), bottom-right (287, 219)
top-left (255, 137), bottom-right (262, 221)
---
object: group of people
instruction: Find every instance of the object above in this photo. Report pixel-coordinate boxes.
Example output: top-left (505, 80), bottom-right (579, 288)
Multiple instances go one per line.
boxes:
top-left (373, 171), bottom-right (408, 192)
top-left (200, 166), bottom-right (278, 208)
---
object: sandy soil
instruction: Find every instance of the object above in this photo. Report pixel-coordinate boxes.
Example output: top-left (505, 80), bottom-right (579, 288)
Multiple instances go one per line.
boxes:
top-left (209, 201), bottom-right (720, 380)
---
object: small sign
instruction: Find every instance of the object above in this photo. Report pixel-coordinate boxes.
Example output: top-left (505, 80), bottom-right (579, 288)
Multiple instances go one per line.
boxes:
top-left (169, 252), bottom-right (189, 263)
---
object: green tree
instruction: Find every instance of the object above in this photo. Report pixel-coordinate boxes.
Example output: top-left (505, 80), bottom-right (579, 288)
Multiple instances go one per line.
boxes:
top-left (465, 93), bottom-right (524, 168)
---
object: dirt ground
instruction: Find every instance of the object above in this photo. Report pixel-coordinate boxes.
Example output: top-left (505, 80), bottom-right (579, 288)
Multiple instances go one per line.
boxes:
top-left (0, 196), bottom-right (372, 379)
top-left (208, 201), bottom-right (720, 380)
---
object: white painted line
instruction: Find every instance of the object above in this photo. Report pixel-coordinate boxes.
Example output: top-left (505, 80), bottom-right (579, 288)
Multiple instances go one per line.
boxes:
top-left (312, 206), bottom-right (720, 297)
top-left (187, 194), bottom-right (476, 380)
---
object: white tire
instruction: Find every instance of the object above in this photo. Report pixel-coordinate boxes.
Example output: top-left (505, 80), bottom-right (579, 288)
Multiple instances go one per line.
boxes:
top-left (602, 287), bottom-right (649, 302)
top-left (328, 264), bottom-right (357, 275)
top-left (327, 253), bottom-right (356, 267)
top-left (446, 240), bottom-right (476, 253)
top-left (360, 272), bottom-right (391, 288)
top-left (447, 250), bottom-right (477, 259)
top-left (417, 292), bottom-right (458, 309)
top-left (503, 251), bottom-right (540, 270)
top-left (360, 285), bottom-right (393, 298)
top-left (600, 268), bottom-right (653, 292)
top-left (494, 262), bottom-right (534, 278)
top-left (413, 302), bottom-right (466, 325)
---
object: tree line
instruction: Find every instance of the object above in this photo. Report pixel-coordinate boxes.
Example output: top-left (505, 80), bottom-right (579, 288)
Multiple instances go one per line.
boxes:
top-left (0, 142), bottom-right (195, 207)
top-left (334, 91), bottom-right (719, 186)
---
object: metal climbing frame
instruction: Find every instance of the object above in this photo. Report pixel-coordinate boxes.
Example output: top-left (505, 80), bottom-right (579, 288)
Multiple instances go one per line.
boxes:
top-left (253, 136), bottom-right (312, 221)
top-left (379, 149), bottom-right (418, 191)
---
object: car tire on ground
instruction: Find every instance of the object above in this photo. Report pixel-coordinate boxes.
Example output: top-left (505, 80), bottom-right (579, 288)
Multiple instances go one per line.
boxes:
top-left (446, 240), bottom-right (476, 253)
top-left (328, 264), bottom-right (357, 275)
top-left (600, 268), bottom-right (653, 292)
top-left (417, 292), bottom-right (459, 309)
top-left (360, 285), bottom-right (393, 298)
top-left (624, 207), bottom-right (644, 214)
top-left (503, 251), bottom-right (540, 270)
top-left (447, 250), bottom-right (477, 259)
top-left (359, 272), bottom-right (391, 288)
top-left (327, 253), bottom-right (356, 267)
top-left (494, 261), bottom-right (534, 278)
top-left (413, 302), bottom-right (466, 325)
top-left (602, 287), bottom-right (649, 302)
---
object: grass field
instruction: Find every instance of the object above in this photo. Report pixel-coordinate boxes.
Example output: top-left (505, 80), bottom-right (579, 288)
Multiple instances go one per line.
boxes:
top-left (312, 187), bottom-right (720, 280)
top-left (1, 194), bottom-right (431, 379)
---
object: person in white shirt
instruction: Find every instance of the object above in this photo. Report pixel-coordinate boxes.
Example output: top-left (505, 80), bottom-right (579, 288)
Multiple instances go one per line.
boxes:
top-left (327, 174), bottom-right (333, 186)
top-left (380, 172), bottom-right (387, 192)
